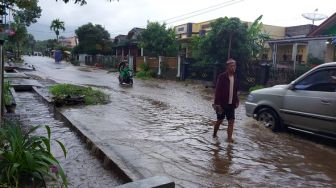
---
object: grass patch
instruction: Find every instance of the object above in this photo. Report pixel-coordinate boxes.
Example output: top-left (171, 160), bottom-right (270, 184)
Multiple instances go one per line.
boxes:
top-left (49, 84), bottom-right (108, 105)
top-left (136, 71), bottom-right (155, 79)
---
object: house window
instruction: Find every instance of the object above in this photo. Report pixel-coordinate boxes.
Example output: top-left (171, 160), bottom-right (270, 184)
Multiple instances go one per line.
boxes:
top-left (178, 27), bottom-right (184, 32)
top-left (201, 24), bottom-right (210, 29)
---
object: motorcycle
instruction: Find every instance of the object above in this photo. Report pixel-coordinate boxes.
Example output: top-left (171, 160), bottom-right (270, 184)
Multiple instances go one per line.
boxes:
top-left (118, 61), bottom-right (133, 85)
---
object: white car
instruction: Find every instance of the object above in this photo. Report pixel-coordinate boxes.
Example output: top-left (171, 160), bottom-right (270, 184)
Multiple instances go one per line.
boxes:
top-left (245, 62), bottom-right (336, 138)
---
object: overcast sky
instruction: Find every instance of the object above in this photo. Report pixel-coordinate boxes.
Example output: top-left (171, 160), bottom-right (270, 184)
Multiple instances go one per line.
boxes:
top-left (27, 0), bottom-right (336, 40)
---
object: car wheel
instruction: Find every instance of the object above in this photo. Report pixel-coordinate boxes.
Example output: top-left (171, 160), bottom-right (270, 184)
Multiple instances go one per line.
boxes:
top-left (257, 108), bottom-right (281, 131)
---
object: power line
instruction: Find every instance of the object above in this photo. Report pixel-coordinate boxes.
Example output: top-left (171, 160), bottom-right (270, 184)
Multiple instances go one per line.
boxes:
top-left (166, 0), bottom-right (244, 25)
top-left (162, 0), bottom-right (241, 22)
top-left (111, 0), bottom-right (243, 35)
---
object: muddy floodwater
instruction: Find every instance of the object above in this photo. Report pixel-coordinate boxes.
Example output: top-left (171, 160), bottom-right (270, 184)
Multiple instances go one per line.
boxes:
top-left (23, 56), bottom-right (336, 187)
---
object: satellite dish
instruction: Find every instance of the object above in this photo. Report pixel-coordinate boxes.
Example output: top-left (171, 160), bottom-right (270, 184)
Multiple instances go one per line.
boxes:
top-left (302, 9), bottom-right (328, 25)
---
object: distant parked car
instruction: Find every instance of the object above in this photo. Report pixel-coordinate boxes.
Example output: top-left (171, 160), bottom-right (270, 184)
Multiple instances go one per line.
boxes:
top-left (33, 51), bottom-right (42, 56)
top-left (245, 62), bottom-right (336, 138)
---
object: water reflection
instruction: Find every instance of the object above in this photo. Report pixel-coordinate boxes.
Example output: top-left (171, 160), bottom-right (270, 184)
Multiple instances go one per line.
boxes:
top-left (212, 141), bottom-right (233, 175)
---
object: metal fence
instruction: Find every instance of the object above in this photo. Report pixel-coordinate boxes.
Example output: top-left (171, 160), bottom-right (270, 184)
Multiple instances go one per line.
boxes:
top-left (183, 61), bottom-right (312, 90)
top-left (185, 64), bottom-right (215, 81)
top-left (267, 66), bottom-right (310, 86)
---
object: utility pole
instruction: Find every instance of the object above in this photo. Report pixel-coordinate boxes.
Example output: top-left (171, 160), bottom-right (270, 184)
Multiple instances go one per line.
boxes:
top-left (0, 3), bottom-right (7, 122)
top-left (227, 32), bottom-right (232, 59)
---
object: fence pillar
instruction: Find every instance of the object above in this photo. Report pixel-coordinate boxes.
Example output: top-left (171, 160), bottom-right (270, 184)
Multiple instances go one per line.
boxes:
top-left (0, 40), bottom-right (4, 118)
top-left (292, 43), bottom-right (298, 72)
top-left (176, 55), bottom-right (181, 78)
top-left (158, 56), bottom-right (163, 76)
top-left (144, 56), bottom-right (147, 65)
top-left (128, 55), bottom-right (134, 71)
top-left (258, 63), bottom-right (270, 85)
top-left (271, 43), bottom-right (277, 66)
top-left (213, 61), bottom-right (220, 87)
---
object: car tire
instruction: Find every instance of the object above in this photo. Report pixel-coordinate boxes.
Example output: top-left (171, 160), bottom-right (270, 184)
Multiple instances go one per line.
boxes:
top-left (257, 108), bottom-right (281, 132)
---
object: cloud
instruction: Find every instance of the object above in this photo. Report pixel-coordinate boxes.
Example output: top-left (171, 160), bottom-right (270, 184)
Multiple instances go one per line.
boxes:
top-left (29, 0), bottom-right (336, 40)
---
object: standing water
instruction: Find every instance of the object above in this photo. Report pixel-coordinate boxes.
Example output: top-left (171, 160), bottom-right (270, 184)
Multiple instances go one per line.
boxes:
top-left (15, 91), bottom-right (125, 188)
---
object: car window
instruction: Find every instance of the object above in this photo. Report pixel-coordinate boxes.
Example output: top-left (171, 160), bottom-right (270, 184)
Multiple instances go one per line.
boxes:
top-left (295, 68), bottom-right (336, 92)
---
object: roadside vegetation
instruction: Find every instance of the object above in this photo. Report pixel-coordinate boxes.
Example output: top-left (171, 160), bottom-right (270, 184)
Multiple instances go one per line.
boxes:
top-left (249, 85), bottom-right (264, 92)
top-left (49, 84), bottom-right (109, 106)
top-left (4, 82), bottom-right (13, 106)
top-left (0, 121), bottom-right (67, 188)
top-left (136, 63), bottom-right (155, 79)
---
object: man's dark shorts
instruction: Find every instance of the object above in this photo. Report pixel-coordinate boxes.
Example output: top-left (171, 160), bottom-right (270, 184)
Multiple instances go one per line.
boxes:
top-left (216, 104), bottom-right (235, 121)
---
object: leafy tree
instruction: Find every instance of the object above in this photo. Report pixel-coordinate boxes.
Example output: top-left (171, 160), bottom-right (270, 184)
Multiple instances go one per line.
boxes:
top-left (2, 0), bottom-right (41, 59)
top-left (74, 23), bottom-right (112, 56)
top-left (34, 39), bottom-right (58, 55)
top-left (196, 17), bottom-right (250, 64)
top-left (7, 22), bottom-right (28, 58)
top-left (12, 0), bottom-right (42, 27)
top-left (22, 34), bottom-right (36, 54)
top-left (34, 40), bottom-right (48, 54)
top-left (247, 15), bottom-right (270, 60)
top-left (50, 19), bottom-right (65, 41)
top-left (140, 21), bottom-right (178, 57)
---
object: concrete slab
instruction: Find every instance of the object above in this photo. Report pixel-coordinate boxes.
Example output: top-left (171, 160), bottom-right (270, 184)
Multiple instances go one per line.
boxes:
top-left (8, 78), bottom-right (42, 91)
top-left (5, 62), bottom-right (35, 71)
top-left (4, 72), bottom-right (30, 79)
top-left (115, 176), bottom-right (174, 188)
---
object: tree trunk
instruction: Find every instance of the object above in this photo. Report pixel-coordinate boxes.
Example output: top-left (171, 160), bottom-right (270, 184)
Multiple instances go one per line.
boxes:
top-left (227, 32), bottom-right (232, 60)
top-left (16, 41), bottom-right (20, 59)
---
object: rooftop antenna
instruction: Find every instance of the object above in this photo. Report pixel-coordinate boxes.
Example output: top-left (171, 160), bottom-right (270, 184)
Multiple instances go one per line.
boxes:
top-left (302, 8), bottom-right (328, 25)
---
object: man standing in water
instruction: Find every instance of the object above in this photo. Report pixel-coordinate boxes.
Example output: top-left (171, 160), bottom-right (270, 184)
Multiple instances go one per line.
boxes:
top-left (213, 58), bottom-right (239, 142)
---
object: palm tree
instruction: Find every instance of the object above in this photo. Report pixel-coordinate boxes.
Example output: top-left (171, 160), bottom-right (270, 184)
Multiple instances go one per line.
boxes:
top-left (50, 19), bottom-right (65, 41)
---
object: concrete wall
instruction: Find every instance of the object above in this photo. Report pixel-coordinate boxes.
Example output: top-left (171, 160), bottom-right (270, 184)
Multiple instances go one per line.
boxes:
top-left (325, 44), bottom-right (335, 62)
top-left (135, 56), bottom-right (178, 79)
top-left (78, 54), bottom-right (88, 63)
top-left (136, 57), bottom-right (177, 70)
top-left (260, 24), bottom-right (285, 39)
top-left (285, 25), bottom-right (316, 37)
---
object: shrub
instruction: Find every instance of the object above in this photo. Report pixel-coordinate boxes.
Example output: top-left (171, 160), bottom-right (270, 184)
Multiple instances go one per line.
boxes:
top-left (70, 60), bottom-right (80, 66)
top-left (136, 71), bottom-right (146, 78)
top-left (0, 121), bottom-right (67, 187)
top-left (307, 54), bottom-right (324, 65)
top-left (49, 84), bottom-right (109, 105)
top-left (140, 62), bottom-right (150, 72)
top-left (136, 63), bottom-right (155, 79)
top-left (4, 82), bottom-right (13, 106)
top-left (249, 85), bottom-right (264, 92)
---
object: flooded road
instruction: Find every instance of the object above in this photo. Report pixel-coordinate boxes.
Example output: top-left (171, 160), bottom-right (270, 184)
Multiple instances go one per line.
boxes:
top-left (23, 56), bottom-right (336, 187)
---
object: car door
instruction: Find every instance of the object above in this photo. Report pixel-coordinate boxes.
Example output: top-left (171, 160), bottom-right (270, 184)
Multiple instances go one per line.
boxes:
top-left (281, 67), bottom-right (336, 135)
